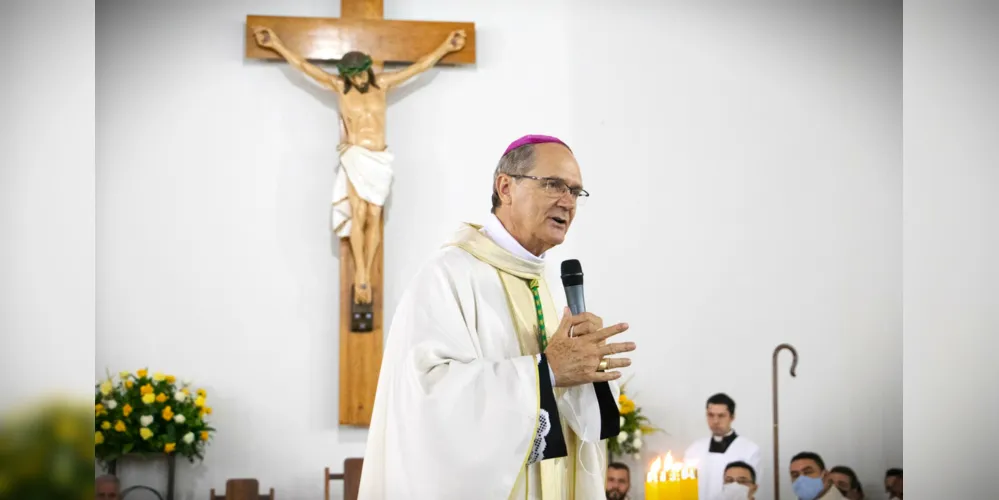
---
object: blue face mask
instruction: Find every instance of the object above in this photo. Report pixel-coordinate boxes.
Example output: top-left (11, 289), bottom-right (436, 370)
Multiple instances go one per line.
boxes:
top-left (792, 475), bottom-right (826, 500)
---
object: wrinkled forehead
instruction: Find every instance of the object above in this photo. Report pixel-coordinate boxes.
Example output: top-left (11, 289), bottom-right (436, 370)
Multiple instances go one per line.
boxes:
top-left (528, 143), bottom-right (582, 185)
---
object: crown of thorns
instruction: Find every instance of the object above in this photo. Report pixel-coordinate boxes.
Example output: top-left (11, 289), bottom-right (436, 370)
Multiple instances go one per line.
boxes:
top-left (336, 53), bottom-right (372, 77)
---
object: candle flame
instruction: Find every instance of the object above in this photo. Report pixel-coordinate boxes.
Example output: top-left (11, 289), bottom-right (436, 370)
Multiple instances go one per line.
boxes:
top-left (647, 456), bottom-right (662, 482)
top-left (646, 451), bottom-right (700, 483)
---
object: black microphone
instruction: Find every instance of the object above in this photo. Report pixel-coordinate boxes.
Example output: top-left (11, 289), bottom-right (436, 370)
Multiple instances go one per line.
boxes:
top-left (560, 259), bottom-right (585, 315)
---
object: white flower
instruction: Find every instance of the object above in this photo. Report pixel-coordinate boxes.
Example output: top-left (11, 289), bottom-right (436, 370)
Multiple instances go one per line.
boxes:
top-left (174, 414), bottom-right (186, 424)
top-left (617, 431), bottom-right (628, 443)
top-left (182, 378), bottom-right (193, 387)
top-left (140, 415), bottom-right (154, 427)
top-left (632, 438), bottom-right (643, 449)
top-left (105, 399), bottom-right (118, 410)
top-left (632, 453), bottom-right (640, 461)
top-left (619, 416), bottom-right (625, 427)
top-left (182, 432), bottom-right (195, 444)
top-left (174, 391), bottom-right (187, 402)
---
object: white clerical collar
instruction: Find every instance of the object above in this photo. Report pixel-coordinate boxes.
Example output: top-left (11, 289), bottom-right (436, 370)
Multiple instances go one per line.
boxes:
top-left (481, 213), bottom-right (545, 264)
top-left (713, 429), bottom-right (735, 442)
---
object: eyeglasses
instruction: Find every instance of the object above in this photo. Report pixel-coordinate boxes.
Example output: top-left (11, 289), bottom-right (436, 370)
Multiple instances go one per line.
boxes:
top-left (508, 175), bottom-right (590, 205)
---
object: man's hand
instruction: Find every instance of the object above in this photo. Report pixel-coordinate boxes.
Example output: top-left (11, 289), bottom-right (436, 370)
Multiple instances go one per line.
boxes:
top-left (545, 308), bottom-right (635, 387)
top-left (253, 26), bottom-right (278, 48)
top-left (446, 29), bottom-right (467, 52)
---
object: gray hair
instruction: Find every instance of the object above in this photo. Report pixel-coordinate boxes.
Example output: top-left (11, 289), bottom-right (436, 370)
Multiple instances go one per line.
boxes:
top-left (490, 144), bottom-right (536, 213)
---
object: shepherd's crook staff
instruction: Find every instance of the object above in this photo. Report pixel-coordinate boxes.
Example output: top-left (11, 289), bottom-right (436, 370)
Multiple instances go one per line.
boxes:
top-left (772, 343), bottom-right (798, 500)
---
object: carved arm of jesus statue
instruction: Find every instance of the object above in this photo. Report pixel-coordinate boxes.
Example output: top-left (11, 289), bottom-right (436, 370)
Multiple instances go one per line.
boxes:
top-left (252, 26), bottom-right (466, 305)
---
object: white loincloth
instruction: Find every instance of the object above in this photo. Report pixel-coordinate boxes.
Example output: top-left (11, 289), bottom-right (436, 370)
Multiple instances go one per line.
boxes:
top-left (331, 144), bottom-right (395, 237)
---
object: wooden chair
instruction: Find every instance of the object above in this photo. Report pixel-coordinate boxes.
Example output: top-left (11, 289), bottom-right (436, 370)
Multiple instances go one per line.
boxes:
top-left (325, 458), bottom-right (363, 500)
top-left (209, 478), bottom-right (275, 500)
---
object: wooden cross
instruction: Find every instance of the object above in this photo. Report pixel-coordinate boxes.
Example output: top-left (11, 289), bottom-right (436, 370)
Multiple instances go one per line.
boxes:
top-left (244, 0), bottom-right (475, 427)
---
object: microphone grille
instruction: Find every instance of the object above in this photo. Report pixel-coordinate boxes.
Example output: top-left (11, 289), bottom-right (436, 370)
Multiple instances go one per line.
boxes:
top-left (560, 259), bottom-right (583, 286)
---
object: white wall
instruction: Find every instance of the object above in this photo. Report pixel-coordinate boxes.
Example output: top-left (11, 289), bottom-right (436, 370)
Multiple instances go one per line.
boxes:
top-left (903, 1), bottom-right (998, 497)
top-left (1, 2), bottom-right (95, 410)
top-left (97, 1), bottom-right (901, 498)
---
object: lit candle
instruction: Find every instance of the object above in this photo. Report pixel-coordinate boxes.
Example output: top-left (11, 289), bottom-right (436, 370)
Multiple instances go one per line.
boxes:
top-left (645, 456), bottom-right (662, 500)
top-left (642, 452), bottom-right (699, 500)
top-left (679, 463), bottom-right (699, 500)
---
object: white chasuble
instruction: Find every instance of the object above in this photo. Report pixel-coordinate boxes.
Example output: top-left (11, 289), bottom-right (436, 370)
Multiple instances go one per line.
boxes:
top-left (357, 222), bottom-right (620, 500)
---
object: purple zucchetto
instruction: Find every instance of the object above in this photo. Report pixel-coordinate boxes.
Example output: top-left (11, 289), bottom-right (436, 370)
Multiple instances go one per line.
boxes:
top-left (502, 134), bottom-right (572, 157)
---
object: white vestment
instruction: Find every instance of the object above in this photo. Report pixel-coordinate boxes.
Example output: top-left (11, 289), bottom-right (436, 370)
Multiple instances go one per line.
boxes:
top-left (683, 435), bottom-right (761, 500)
top-left (331, 144), bottom-right (394, 237)
top-left (358, 221), bottom-right (619, 500)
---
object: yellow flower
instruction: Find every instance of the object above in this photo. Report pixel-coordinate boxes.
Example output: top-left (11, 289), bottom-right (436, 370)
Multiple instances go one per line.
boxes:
top-left (114, 420), bottom-right (126, 432)
top-left (101, 421), bottom-right (111, 430)
top-left (139, 427), bottom-right (153, 440)
top-left (95, 431), bottom-right (104, 444)
top-left (95, 403), bottom-right (107, 416)
top-left (119, 370), bottom-right (131, 379)
top-left (155, 393), bottom-right (168, 403)
top-left (125, 380), bottom-right (134, 389)
top-left (141, 393), bottom-right (155, 405)
top-left (152, 372), bottom-right (166, 382)
top-left (621, 402), bottom-right (635, 414)
top-left (200, 431), bottom-right (210, 441)
top-left (181, 388), bottom-right (190, 395)
top-left (194, 396), bottom-right (206, 407)
top-left (165, 375), bottom-right (176, 384)
top-left (204, 406), bottom-right (213, 415)
top-left (196, 389), bottom-right (207, 398)
top-left (122, 404), bottom-right (133, 417)
top-left (161, 406), bottom-right (174, 421)
top-left (100, 380), bottom-right (113, 396)
top-left (137, 368), bottom-right (148, 378)
top-left (164, 442), bottom-right (176, 453)
top-left (140, 383), bottom-right (154, 395)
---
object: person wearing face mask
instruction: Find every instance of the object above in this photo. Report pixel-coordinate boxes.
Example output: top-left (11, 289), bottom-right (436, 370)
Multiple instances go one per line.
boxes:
top-left (884, 468), bottom-right (902, 499)
top-left (828, 466), bottom-right (864, 500)
top-left (714, 461), bottom-right (758, 500)
top-left (683, 393), bottom-right (762, 500)
top-left (788, 452), bottom-right (846, 500)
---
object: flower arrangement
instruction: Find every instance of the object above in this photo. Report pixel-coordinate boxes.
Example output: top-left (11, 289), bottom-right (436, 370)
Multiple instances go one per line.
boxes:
top-left (94, 368), bottom-right (216, 465)
top-left (608, 380), bottom-right (661, 461)
top-left (0, 397), bottom-right (93, 499)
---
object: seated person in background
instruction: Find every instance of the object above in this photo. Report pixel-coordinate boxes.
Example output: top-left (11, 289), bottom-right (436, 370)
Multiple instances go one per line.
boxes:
top-left (684, 393), bottom-right (762, 500)
top-left (828, 465), bottom-right (864, 500)
top-left (95, 475), bottom-right (120, 500)
top-left (717, 460), bottom-right (758, 500)
top-left (605, 462), bottom-right (631, 500)
top-left (884, 468), bottom-right (902, 499)
top-left (789, 451), bottom-right (846, 500)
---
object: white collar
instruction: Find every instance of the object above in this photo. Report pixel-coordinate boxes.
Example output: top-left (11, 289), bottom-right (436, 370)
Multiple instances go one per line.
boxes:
top-left (481, 213), bottom-right (545, 264)
top-left (712, 429), bottom-right (735, 442)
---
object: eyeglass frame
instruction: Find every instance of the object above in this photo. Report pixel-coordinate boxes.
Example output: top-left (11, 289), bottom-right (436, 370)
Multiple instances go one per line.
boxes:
top-left (506, 174), bottom-right (590, 202)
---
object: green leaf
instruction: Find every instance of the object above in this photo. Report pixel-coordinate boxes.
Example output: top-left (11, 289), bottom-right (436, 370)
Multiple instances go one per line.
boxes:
top-left (123, 443), bottom-right (134, 454)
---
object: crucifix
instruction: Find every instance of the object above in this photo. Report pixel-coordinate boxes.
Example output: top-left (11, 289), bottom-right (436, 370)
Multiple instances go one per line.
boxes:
top-left (244, 0), bottom-right (475, 426)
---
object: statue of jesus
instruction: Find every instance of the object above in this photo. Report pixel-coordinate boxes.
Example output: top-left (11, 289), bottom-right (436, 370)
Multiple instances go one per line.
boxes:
top-left (252, 26), bottom-right (467, 305)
